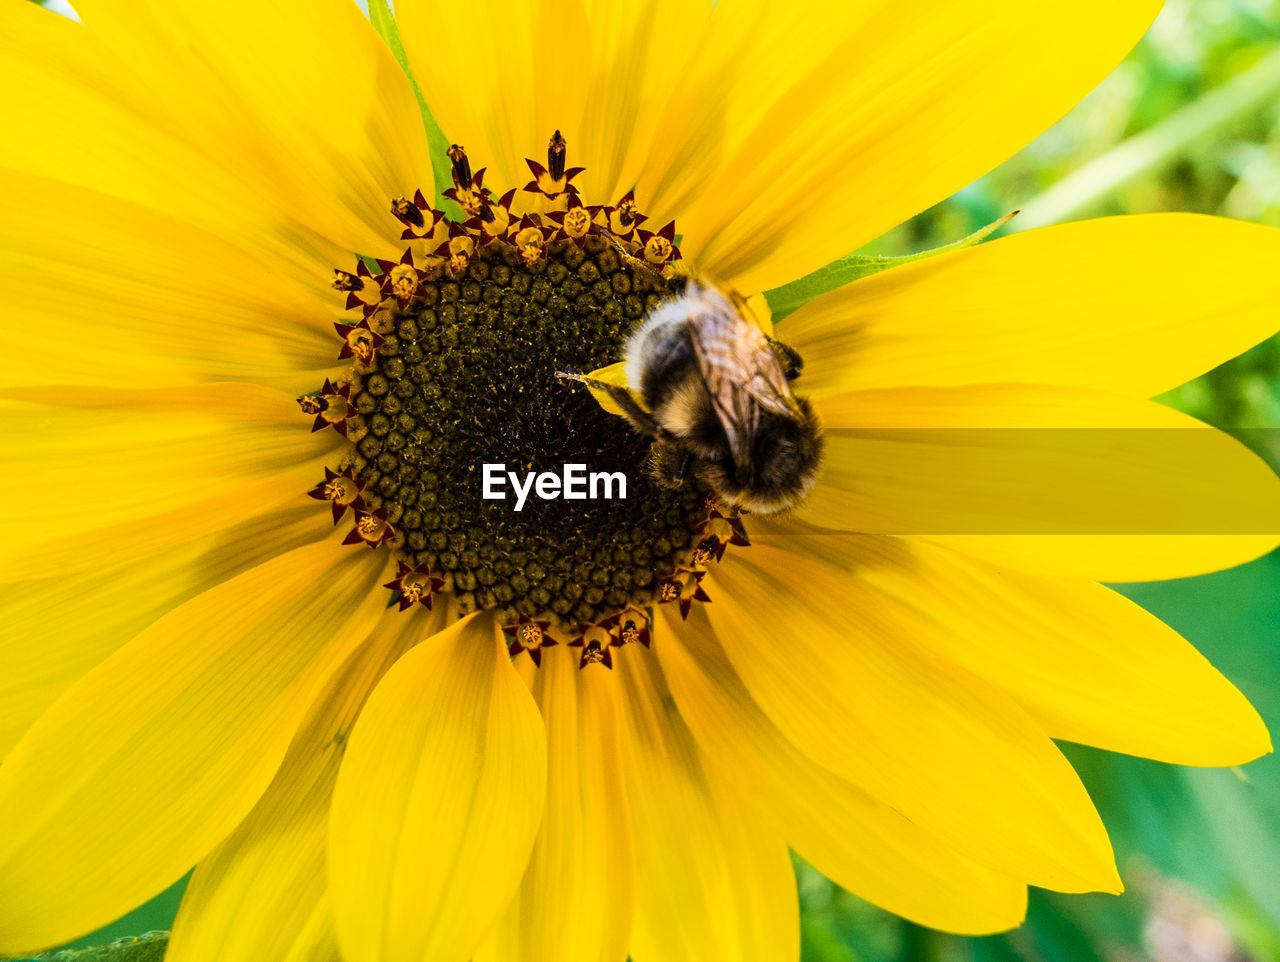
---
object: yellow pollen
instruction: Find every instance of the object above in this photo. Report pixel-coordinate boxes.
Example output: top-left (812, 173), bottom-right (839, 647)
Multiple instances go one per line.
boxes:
top-left (332, 269), bottom-right (361, 292)
top-left (484, 207), bottom-right (512, 237)
top-left (660, 581), bottom-right (680, 602)
top-left (513, 226), bottom-right (546, 265)
top-left (564, 208), bottom-right (591, 237)
top-left (390, 264), bottom-right (419, 299)
top-left (348, 330), bottom-right (375, 360)
top-left (448, 235), bottom-right (476, 259)
top-left (456, 189), bottom-right (485, 217)
top-left (644, 236), bottom-right (672, 264)
top-left (518, 624), bottom-right (543, 648)
top-left (390, 196), bottom-right (425, 228)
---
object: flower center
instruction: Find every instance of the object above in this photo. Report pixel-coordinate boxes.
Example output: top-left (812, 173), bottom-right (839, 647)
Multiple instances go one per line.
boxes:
top-left (302, 135), bottom-right (751, 659)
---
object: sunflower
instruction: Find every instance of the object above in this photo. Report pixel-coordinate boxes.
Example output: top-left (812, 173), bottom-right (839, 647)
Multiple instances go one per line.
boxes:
top-left (4, 0), bottom-right (1280, 959)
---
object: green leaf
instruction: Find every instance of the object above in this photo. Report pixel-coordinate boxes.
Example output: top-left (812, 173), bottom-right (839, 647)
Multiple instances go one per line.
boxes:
top-left (763, 211), bottom-right (1018, 323)
top-left (365, 0), bottom-right (458, 216)
top-left (1023, 893), bottom-right (1109, 962)
top-left (8, 931), bottom-right (169, 962)
top-left (1108, 551), bottom-right (1280, 961)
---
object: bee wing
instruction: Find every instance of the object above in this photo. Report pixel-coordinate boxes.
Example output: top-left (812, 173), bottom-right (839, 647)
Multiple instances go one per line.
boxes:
top-left (685, 303), bottom-right (795, 473)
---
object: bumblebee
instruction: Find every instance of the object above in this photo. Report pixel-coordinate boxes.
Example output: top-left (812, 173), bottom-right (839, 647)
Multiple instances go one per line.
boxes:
top-left (563, 280), bottom-right (822, 514)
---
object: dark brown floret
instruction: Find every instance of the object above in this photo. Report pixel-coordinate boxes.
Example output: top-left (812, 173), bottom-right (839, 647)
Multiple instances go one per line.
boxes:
top-left (304, 136), bottom-right (746, 643)
top-left (343, 236), bottom-right (713, 628)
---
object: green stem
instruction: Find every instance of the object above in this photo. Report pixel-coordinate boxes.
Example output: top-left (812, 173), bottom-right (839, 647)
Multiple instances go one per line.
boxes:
top-left (366, 0), bottom-right (458, 215)
top-left (11, 931), bottom-right (168, 962)
top-left (764, 211), bottom-right (1017, 322)
top-left (1011, 46), bottom-right (1280, 231)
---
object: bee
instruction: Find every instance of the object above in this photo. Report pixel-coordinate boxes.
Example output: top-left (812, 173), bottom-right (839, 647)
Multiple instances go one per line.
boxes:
top-left (561, 278), bottom-right (822, 514)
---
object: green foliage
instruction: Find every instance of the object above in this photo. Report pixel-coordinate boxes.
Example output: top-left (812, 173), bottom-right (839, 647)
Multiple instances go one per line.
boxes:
top-left (764, 213), bottom-right (1018, 324)
top-left (6, 932), bottom-right (168, 962)
top-left (17, 878), bottom-right (187, 960)
top-left (365, 0), bottom-right (460, 217)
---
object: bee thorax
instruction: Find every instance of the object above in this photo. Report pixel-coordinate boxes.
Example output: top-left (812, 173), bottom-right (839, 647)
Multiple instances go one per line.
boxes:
top-left (622, 282), bottom-right (824, 515)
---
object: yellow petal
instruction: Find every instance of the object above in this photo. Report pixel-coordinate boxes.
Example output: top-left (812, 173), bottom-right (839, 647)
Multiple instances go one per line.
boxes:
top-left (635, 0), bottom-right (874, 233)
top-left (88, 0), bottom-right (433, 248)
top-left (574, 0), bottom-right (714, 203)
top-left (615, 646), bottom-right (799, 962)
top-left (934, 534), bottom-right (1280, 583)
top-left (786, 215), bottom-right (1280, 398)
top-left (475, 647), bottom-right (633, 962)
top-left (0, 540), bottom-right (386, 955)
top-left (655, 1), bottom-right (1159, 292)
top-left (1, 169), bottom-right (339, 393)
top-left (278, 899), bottom-right (343, 962)
top-left (328, 614), bottom-right (546, 962)
top-left (1, 384), bottom-right (340, 580)
top-left (703, 543), bottom-right (1119, 893)
top-left (3, 468), bottom-right (335, 588)
top-left (656, 605), bottom-right (1027, 934)
top-left (277, 901), bottom-right (344, 962)
top-left (397, 0), bottom-right (708, 203)
top-left (1, 0), bottom-right (426, 275)
top-left (814, 383), bottom-right (1263, 430)
top-left (0, 503), bottom-right (328, 757)
top-left (743, 292), bottom-right (774, 337)
top-left (168, 600), bottom-right (443, 962)
top-left (801, 384), bottom-right (1280, 581)
top-left (755, 533), bottom-right (1268, 766)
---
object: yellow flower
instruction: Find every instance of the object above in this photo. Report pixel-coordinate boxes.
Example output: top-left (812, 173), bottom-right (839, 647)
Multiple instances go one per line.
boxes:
top-left (3, 1), bottom-right (1280, 960)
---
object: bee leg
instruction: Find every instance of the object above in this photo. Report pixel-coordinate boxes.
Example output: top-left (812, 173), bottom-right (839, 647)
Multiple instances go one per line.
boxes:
top-left (768, 338), bottom-right (805, 381)
top-left (673, 451), bottom-right (693, 485)
top-left (599, 229), bottom-right (671, 291)
top-left (556, 370), bottom-right (667, 439)
top-left (649, 440), bottom-right (692, 489)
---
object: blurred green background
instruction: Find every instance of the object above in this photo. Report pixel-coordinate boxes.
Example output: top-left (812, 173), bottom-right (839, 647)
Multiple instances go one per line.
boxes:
top-left (806, 0), bottom-right (1280, 958)
top-left (19, 0), bottom-right (1280, 959)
